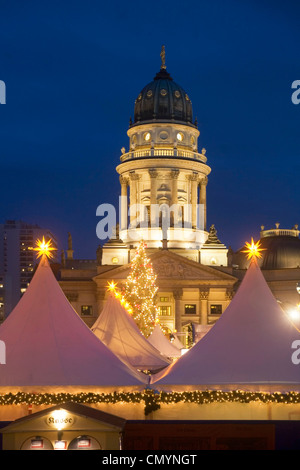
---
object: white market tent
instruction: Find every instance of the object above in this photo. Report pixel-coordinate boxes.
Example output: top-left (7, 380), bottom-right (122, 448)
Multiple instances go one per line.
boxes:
top-left (91, 294), bottom-right (171, 371)
top-left (148, 324), bottom-right (182, 358)
top-left (0, 255), bottom-right (147, 388)
top-left (171, 334), bottom-right (185, 350)
top-left (151, 257), bottom-right (300, 391)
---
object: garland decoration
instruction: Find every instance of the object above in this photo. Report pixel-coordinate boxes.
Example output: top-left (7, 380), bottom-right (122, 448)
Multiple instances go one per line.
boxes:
top-left (1, 389), bottom-right (300, 416)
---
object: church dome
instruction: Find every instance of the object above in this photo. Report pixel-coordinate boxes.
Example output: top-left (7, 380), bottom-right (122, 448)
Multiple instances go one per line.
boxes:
top-left (132, 66), bottom-right (195, 127)
top-left (260, 235), bottom-right (300, 269)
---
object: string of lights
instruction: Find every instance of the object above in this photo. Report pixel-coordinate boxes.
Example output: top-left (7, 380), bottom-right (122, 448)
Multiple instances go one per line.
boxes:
top-left (1, 389), bottom-right (300, 415)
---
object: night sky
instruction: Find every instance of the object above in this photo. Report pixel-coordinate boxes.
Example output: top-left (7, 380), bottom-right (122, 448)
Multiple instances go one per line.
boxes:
top-left (0, 0), bottom-right (299, 259)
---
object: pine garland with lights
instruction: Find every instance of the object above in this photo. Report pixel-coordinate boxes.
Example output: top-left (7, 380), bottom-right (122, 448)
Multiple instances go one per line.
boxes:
top-left (122, 240), bottom-right (159, 337)
top-left (1, 389), bottom-right (300, 415)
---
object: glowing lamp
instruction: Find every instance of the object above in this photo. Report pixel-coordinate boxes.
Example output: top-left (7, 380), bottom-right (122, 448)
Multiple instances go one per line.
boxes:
top-left (288, 307), bottom-right (300, 322)
top-left (50, 410), bottom-right (69, 431)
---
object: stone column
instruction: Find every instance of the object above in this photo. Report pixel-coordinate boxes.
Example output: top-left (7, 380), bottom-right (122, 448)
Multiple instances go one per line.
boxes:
top-left (129, 172), bottom-right (139, 227)
top-left (173, 288), bottom-right (183, 332)
top-left (170, 169), bottom-right (179, 226)
top-left (185, 175), bottom-right (192, 228)
top-left (191, 173), bottom-right (199, 229)
top-left (199, 176), bottom-right (208, 231)
top-left (199, 288), bottom-right (209, 325)
top-left (119, 175), bottom-right (128, 231)
top-left (149, 169), bottom-right (158, 227)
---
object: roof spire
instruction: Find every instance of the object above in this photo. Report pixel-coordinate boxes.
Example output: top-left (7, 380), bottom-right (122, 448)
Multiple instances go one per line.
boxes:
top-left (160, 45), bottom-right (166, 70)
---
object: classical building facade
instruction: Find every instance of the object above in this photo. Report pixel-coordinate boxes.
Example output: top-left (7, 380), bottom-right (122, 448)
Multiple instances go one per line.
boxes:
top-left (58, 51), bottom-right (300, 345)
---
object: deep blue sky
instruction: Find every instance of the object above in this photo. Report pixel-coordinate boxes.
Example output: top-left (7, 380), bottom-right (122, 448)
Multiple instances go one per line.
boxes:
top-left (0, 0), bottom-right (299, 259)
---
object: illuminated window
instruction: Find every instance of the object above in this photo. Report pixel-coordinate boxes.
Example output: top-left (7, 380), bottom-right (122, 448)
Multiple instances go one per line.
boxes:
top-left (144, 132), bottom-right (151, 141)
top-left (158, 306), bottom-right (171, 316)
top-left (177, 132), bottom-right (184, 141)
top-left (54, 441), bottom-right (67, 450)
top-left (160, 296), bottom-right (169, 302)
top-left (210, 304), bottom-right (222, 315)
top-left (81, 305), bottom-right (93, 316)
top-left (30, 439), bottom-right (44, 449)
top-left (185, 304), bottom-right (196, 315)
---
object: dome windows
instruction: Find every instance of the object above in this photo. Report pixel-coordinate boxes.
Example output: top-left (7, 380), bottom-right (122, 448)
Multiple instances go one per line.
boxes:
top-left (160, 89), bottom-right (168, 97)
top-left (144, 132), bottom-right (151, 142)
top-left (177, 132), bottom-right (184, 142)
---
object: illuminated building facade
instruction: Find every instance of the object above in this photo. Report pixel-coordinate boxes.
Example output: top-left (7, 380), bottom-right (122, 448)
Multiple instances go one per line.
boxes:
top-left (58, 52), bottom-right (300, 343)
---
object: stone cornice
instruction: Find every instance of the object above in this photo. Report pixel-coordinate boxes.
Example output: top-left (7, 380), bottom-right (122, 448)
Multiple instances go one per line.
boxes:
top-left (116, 158), bottom-right (211, 176)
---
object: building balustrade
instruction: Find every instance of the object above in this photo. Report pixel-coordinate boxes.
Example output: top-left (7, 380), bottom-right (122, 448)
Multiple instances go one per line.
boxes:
top-left (120, 147), bottom-right (207, 163)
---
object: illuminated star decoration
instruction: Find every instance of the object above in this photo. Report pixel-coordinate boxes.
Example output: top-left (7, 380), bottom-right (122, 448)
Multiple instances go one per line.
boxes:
top-left (106, 281), bottom-right (133, 315)
top-left (241, 238), bottom-right (266, 261)
top-left (33, 237), bottom-right (57, 259)
top-left (107, 281), bottom-right (118, 293)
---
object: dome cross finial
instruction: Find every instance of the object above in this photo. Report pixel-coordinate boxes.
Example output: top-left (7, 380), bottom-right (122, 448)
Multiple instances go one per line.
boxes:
top-left (160, 45), bottom-right (166, 70)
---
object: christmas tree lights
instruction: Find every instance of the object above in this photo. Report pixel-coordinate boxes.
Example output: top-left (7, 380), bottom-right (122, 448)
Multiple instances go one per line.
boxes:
top-left (122, 240), bottom-right (159, 337)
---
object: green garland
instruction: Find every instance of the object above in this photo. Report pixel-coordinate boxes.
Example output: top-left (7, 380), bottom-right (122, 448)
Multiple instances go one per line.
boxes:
top-left (0, 389), bottom-right (300, 416)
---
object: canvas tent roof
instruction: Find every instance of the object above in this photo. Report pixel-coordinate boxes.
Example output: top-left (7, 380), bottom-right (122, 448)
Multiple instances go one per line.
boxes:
top-left (151, 257), bottom-right (300, 391)
top-left (0, 255), bottom-right (147, 387)
top-left (91, 294), bottom-right (171, 371)
top-left (172, 334), bottom-right (185, 350)
top-left (148, 324), bottom-right (182, 358)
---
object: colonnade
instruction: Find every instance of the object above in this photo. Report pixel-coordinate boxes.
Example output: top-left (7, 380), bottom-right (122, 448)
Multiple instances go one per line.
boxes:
top-left (119, 170), bottom-right (208, 232)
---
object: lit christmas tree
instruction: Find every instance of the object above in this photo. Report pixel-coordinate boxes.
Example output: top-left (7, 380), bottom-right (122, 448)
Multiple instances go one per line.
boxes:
top-left (122, 240), bottom-right (158, 337)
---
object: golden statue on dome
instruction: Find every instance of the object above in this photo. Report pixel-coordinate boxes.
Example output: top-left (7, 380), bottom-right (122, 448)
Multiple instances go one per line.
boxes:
top-left (160, 45), bottom-right (166, 70)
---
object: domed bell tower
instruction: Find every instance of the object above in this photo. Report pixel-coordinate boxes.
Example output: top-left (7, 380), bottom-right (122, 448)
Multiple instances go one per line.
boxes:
top-left (115, 47), bottom-right (214, 263)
